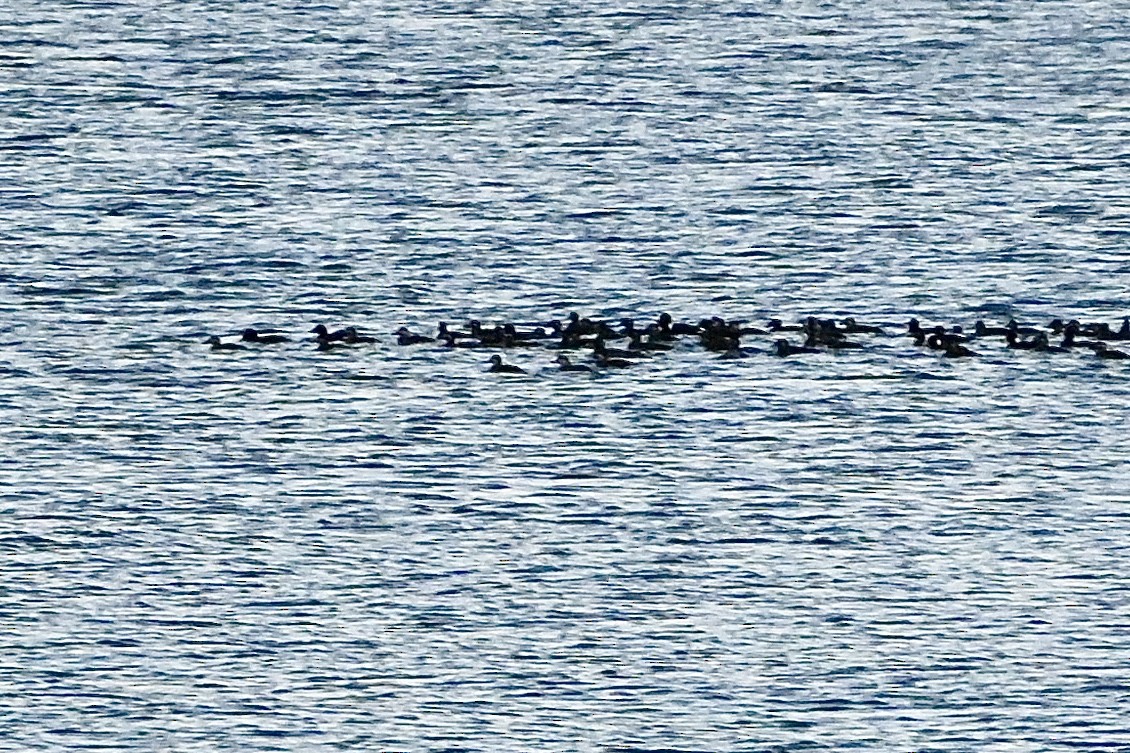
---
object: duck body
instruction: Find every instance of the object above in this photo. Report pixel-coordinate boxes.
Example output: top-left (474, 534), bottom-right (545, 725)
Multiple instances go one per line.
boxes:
top-left (241, 328), bottom-right (290, 344)
top-left (943, 341), bottom-right (978, 357)
top-left (1029, 333), bottom-right (1068, 353)
top-left (562, 312), bottom-right (603, 340)
top-left (804, 317), bottom-right (847, 345)
top-left (1007, 319), bottom-right (1043, 337)
top-left (699, 318), bottom-right (743, 352)
top-left (841, 317), bottom-right (883, 334)
top-left (470, 321), bottom-right (508, 346)
top-left (721, 318), bottom-right (768, 337)
top-left (628, 332), bottom-right (673, 351)
top-left (343, 327), bottom-right (377, 344)
top-left (1059, 324), bottom-right (1100, 350)
top-left (1094, 319), bottom-right (1130, 341)
top-left (974, 320), bottom-right (1009, 338)
top-left (658, 313), bottom-right (699, 337)
top-left (555, 355), bottom-right (594, 372)
top-left (775, 339), bottom-right (822, 357)
top-left (654, 313), bottom-right (694, 339)
top-left (768, 318), bottom-right (805, 333)
top-left (397, 327), bottom-right (434, 346)
top-left (700, 330), bottom-right (736, 353)
top-left (311, 324), bottom-right (349, 342)
top-left (821, 337), bottom-right (864, 350)
top-left (437, 321), bottom-right (473, 341)
top-left (1094, 343), bottom-right (1130, 360)
top-left (503, 323), bottom-right (548, 343)
top-left (316, 338), bottom-right (347, 352)
top-left (488, 354), bottom-right (526, 374)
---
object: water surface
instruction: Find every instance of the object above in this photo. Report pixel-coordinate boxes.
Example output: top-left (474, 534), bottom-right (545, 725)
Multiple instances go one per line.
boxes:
top-left (2, 0), bottom-right (1129, 749)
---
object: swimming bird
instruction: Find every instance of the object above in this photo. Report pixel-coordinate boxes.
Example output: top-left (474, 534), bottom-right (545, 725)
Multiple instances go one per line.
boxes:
top-left (768, 318), bottom-right (805, 333)
top-left (821, 337), bottom-right (864, 350)
top-left (437, 321), bottom-right (472, 341)
top-left (1029, 333), bottom-right (1069, 353)
top-left (397, 327), bottom-right (434, 346)
top-left (804, 317), bottom-right (843, 345)
top-left (974, 320), bottom-right (1009, 338)
top-left (943, 341), bottom-right (978, 357)
top-left (469, 321), bottom-right (508, 347)
top-left (316, 338), bottom-right (347, 352)
top-left (555, 354), bottom-right (594, 372)
top-left (311, 324), bottom-right (349, 342)
top-left (774, 339), bottom-right (821, 357)
top-left (1094, 342), bottom-right (1129, 360)
top-left (241, 328), bottom-right (290, 344)
top-left (656, 312), bottom-right (699, 337)
top-left (841, 317), bottom-right (883, 334)
top-left (925, 327), bottom-right (967, 349)
top-left (1049, 318), bottom-right (1068, 335)
top-left (343, 327), bottom-right (377, 344)
top-left (1059, 322), bottom-right (1099, 350)
top-left (498, 327), bottom-right (541, 348)
top-left (562, 311), bottom-right (603, 340)
top-left (503, 323), bottom-right (548, 343)
top-left (916, 324), bottom-right (964, 348)
top-left (1091, 323), bottom-right (1120, 340)
top-left (906, 318), bottom-right (947, 341)
top-left (700, 318), bottom-right (745, 352)
top-left (1076, 320), bottom-right (1111, 338)
top-left (488, 354), bottom-right (526, 374)
top-left (1006, 319), bottom-right (1043, 337)
top-left (628, 331), bottom-right (673, 351)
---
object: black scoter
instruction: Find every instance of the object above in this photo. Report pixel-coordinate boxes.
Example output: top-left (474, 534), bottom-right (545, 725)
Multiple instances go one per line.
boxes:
top-left (488, 354), bottom-right (526, 374)
top-left (555, 354), bottom-right (594, 372)
top-left (241, 328), bottom-right (290, 344)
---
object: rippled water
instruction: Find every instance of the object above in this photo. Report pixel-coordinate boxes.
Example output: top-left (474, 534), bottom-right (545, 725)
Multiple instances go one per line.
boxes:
top-left (3, 0), bottom-right (1130, 749)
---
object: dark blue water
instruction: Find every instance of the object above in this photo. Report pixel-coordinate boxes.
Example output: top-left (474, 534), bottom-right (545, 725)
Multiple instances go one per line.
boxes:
top-left (3, 1), bottom-right (1130, 749)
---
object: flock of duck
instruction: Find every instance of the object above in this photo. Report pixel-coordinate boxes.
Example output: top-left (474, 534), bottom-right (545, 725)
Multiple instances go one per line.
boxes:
top-left (206, 312), bottom-right (1130, 372)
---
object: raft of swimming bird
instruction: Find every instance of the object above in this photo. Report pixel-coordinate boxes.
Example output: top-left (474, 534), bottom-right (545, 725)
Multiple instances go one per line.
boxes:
top-left (207, 313), bottom-right (1130, 371)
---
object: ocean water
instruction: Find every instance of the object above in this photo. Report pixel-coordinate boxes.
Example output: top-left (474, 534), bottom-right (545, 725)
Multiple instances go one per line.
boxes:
top-left (2, 0), bottom-right (1130, 750)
